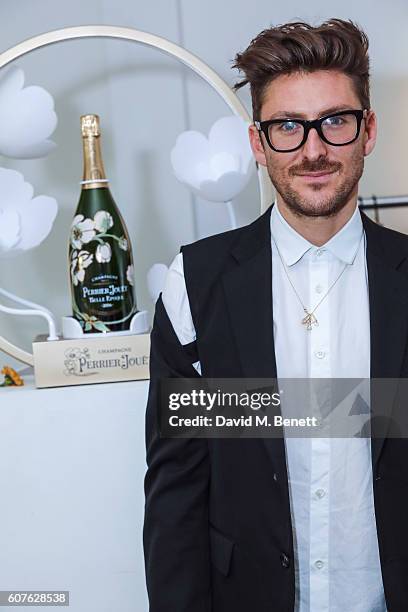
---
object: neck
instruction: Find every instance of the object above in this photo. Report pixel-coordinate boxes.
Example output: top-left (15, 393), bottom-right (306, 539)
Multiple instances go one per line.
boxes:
top-left (276, 191), bottom-right (358, 246)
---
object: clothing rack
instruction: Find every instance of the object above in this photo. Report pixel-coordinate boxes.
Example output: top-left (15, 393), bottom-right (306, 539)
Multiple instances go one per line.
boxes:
top-left (358, 195), bottom-right (408, 223)
top-left (358, 195), bottom-right (408, 210)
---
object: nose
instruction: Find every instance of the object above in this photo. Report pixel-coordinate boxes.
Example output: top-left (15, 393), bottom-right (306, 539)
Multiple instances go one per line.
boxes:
top-left (301, 126), bottom-right (328, 161)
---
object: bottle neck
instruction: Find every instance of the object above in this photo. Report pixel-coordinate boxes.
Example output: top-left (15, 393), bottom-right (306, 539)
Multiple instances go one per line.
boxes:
top-left (81, 135), bottom-right (109, 190)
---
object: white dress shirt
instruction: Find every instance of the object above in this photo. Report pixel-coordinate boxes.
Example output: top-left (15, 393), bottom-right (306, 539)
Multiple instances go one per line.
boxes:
top-left (161, 201), bottom-right (387, 612)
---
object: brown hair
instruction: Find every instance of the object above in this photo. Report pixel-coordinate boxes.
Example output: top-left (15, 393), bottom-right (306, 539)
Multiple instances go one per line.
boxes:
top-left (232, 19), bottom-right (370, 120)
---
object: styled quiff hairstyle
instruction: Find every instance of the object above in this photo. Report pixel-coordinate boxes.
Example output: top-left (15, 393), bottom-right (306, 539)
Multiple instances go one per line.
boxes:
top-left (232, 19), bottom-right (370, 120)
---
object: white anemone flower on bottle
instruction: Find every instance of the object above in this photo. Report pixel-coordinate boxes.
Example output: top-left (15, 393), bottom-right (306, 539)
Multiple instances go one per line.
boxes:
top-left (70, 215), bottom-right (96, 250)
top-left (95, 242), bottom-right (112, 263)
top-left (127, 264), bottom-right (135, 286)
top-left (118, 236), bottom-right (128, 251)
top-left (94, 210), bottom-right (114, 233)
top-left (70, 250), bottom-right (94, 286)
top-left (0, 65), bottom-right (57, 159)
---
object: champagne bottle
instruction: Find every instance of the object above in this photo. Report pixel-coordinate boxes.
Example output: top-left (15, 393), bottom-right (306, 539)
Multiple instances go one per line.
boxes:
top-left (68, 114), bottom-right (137, 333)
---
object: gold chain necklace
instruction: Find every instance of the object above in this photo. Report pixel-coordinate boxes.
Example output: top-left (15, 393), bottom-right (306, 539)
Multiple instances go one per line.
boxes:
top-left (271, 231), bottom-right (363, 330)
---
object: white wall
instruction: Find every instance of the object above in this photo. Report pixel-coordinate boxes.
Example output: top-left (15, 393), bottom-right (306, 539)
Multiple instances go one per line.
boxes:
top-left (1, 0), bottom-right (408, 366)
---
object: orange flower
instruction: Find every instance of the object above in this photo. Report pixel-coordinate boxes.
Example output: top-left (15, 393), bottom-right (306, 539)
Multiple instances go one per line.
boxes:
top-left (1, 366), bottom-right (24, 387)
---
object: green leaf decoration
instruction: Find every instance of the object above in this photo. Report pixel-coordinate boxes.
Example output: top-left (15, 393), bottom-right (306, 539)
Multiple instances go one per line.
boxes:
top-left (92, 320), bottom-right (111, 332)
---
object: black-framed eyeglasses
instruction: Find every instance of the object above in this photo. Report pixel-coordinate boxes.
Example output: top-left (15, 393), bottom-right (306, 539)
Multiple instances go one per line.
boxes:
top-left (254, 109), bottom-right (367, 153)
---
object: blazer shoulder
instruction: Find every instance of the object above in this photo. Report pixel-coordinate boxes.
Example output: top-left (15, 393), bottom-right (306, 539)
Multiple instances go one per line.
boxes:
top-left (368, 216), bottom-right (408, 252)
top-left (178, 210), bottom-right (270, 296)
top-left (362, 211), bottom-right (408, 273)
top-left (179, 211), bottom-right (263, 266)
top-left (381, 224), bottom-right (408, 247)
top-left (180, 222), bottom-right (246, 257)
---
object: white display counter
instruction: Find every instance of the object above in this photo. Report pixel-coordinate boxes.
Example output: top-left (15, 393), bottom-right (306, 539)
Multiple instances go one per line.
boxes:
top-left (0, 371), bottom-right (149, 611)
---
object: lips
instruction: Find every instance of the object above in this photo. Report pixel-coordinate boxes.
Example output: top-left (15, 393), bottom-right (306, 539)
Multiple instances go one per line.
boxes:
top-left (296, 170), bottom-right (336, 177)
top-left (295, 170), bottom-right (337, 183)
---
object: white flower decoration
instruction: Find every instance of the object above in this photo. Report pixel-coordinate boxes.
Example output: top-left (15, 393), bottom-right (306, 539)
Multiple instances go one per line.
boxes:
top-left (147, 263), bottom-right (168, 303)
top-left (0, 208), bottom-right (20, 250)
top-left (95, 242), bottom-right (112, 263)
top-left (0, 167), bottom-right (58, 258)
top-left (119, 237), bottom-right (128, 251)
top-left (0, 65), bottom-right (57, 159)
top-left (170, 116), bottom-right (255, 203)
top-left (70, 215), bottom-right (96, 250)
top-left (126, 264), bottom-right (134, 286)
top-left (70, 249), bottom-right (93, 285)
top-left (94, 210), bottom-right (114, 233)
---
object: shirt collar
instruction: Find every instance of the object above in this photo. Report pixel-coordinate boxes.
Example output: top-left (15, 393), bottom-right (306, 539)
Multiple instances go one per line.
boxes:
top-left (270, 200), bottom-right (363, 266)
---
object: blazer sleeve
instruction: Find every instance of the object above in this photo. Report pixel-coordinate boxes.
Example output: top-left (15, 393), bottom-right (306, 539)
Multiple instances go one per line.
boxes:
top-left (143, 291), bottom-right (211, 612)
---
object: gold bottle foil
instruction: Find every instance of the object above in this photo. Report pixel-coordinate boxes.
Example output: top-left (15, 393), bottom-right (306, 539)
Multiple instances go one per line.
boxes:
top-left (80, 114), bottom-right (108, 189)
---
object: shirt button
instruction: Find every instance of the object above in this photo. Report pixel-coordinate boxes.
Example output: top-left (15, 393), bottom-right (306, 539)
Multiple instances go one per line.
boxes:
top-left (280, 553), bottom-right (290, 568)
top-left (316, 249), bottom-right (324, 257)
top-left (315, 284), bottom-right (324, 293)
top-left (273, 472), bottom-right (278, 482)
top-left (315, 488), bottom-right (326, 499)
top-left (315, 351), bottom-right (326, 359)
top-left (314, 560), bottom-right (324, 570)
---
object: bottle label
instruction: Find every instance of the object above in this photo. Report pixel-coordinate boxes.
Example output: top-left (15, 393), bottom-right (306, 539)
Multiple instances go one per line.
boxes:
top-left (69, 209), bottom-right (136, 333)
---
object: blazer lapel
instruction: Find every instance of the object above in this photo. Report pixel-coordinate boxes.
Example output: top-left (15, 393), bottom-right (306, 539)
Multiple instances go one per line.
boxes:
top-left (222, 204), bottom-right (289, 484)
top-left (222, 207), bottom-right (276, 379)
top-left (362, 211), bottom-right (408, 469)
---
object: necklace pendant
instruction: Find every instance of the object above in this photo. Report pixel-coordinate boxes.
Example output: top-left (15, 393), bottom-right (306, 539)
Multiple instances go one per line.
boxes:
top-left (301, 310), bottom-right (318, 330)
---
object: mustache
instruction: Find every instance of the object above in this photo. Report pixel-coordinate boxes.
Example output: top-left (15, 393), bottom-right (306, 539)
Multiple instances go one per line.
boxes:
top-left (289, 158), bottom-right (342, 176)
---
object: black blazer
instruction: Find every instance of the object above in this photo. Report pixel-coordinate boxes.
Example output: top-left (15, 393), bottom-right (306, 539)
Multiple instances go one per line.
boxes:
top-left (143, 203), bottom-right (408, 612)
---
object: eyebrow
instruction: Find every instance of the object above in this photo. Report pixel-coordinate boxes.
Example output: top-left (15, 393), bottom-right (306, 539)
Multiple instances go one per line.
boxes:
top-left (264, 105), bottom-right (356, 121)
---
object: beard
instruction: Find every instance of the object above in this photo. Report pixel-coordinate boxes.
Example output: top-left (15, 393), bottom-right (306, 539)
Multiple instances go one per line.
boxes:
top-left (267, 147), bottom-right (365, 218)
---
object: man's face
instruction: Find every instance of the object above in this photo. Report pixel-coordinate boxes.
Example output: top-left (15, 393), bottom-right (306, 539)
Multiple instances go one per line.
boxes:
top-left (249, 70), bottom-right (377, 218)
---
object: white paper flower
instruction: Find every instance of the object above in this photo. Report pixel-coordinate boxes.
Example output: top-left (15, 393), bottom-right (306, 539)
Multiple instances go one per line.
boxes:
top-left (94, 210), bottom-right (114, 233)
top-left (70, 214), bottom-right (96, 250)
top-left (0, 167), bottom-right (58, 258)
top-left (127, 264), bottom-right (134, 286)
top-left (170, 116), bottom-right (255, 202)
top-left (0, 65), bottom-right (57, 159)
top-left (95, 242), bottom-right (112, 263)
top-left (0, 208), bottom-right (20, 250)
top-left (147, 263), bottom-right (168, 303)
top-left (70, 249), bottom-right (93, 285)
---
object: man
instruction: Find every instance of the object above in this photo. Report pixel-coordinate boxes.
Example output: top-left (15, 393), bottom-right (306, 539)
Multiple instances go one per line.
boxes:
top-left (143, 19), bottom-right (408, 611)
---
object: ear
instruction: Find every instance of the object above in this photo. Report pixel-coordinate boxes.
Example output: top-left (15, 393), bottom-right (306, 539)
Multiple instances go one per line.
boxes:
top-left (363, 110), bottom-right (377, 157)
top-left (248, 123), bottom-right (267, 167)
